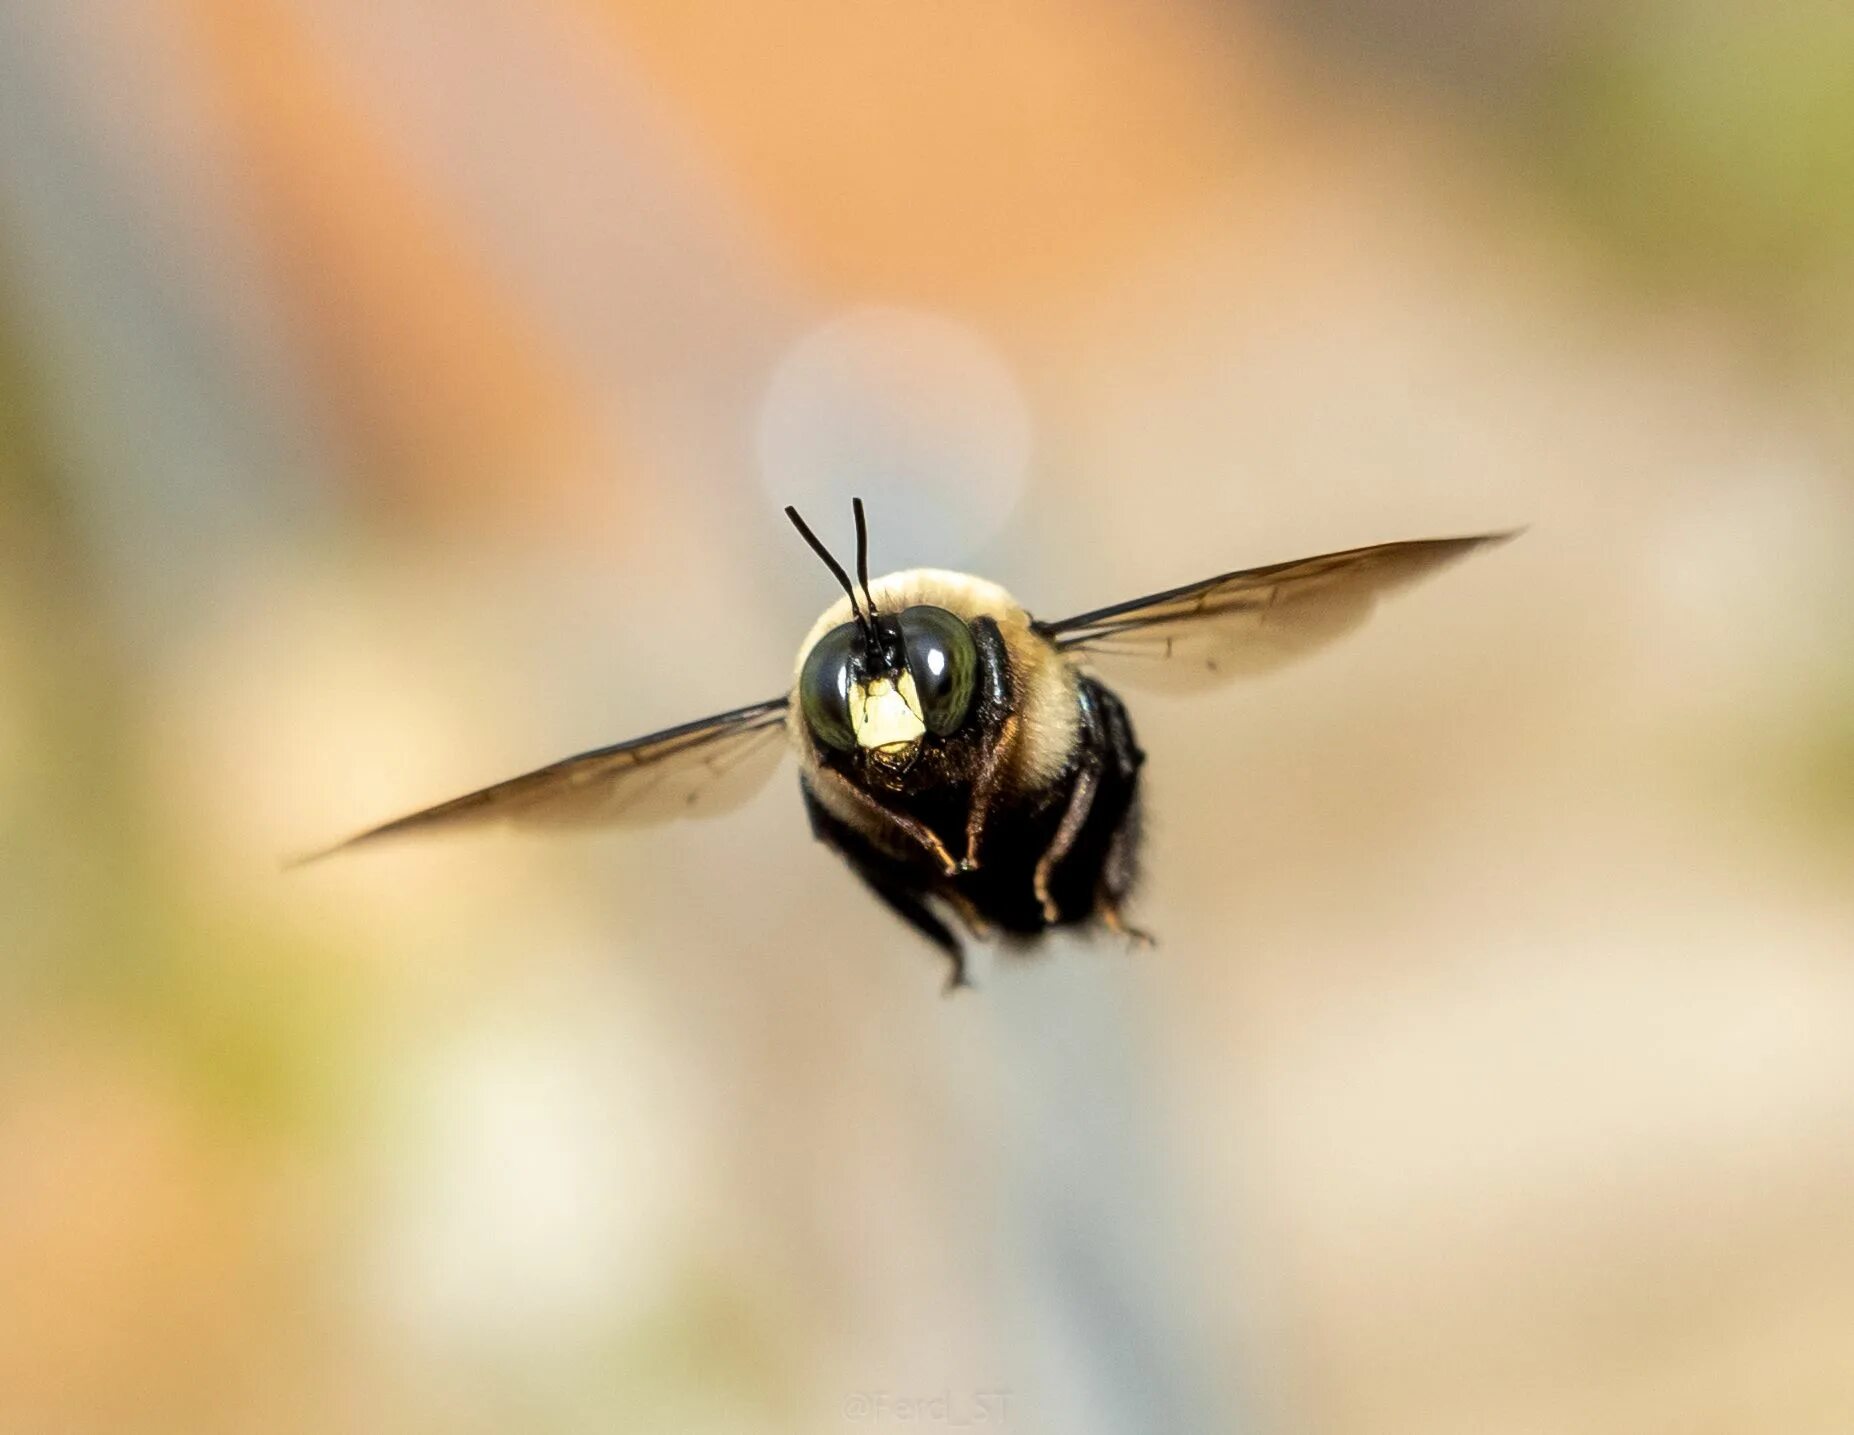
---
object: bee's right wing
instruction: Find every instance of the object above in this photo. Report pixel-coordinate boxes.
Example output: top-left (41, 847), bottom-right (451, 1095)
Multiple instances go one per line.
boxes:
top-left (1035, 533), bottom-right (1514, 692)
top-left (294, 696), bottom-right (791, 864)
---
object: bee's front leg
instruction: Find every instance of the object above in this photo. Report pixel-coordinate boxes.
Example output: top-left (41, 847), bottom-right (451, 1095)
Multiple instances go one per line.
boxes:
top-left (808, 763), bottom-right (958, 876)
top-left (959, 616), bottom-right (1018, 873)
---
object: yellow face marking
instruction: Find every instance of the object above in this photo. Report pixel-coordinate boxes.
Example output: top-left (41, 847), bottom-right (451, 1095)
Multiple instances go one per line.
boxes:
top-left (850, 673), bottom-right (927, 754)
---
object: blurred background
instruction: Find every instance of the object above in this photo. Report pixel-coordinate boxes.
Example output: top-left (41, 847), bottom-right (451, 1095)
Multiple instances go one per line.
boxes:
top-left (3, 0), bottom-right (1852, 1431)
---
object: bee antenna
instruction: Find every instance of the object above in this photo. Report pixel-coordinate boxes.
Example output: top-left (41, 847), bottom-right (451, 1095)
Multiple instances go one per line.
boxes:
top-left (852, 496), bottom-right (878, 619)
top-left (785, 504), bottom-right (872, 635)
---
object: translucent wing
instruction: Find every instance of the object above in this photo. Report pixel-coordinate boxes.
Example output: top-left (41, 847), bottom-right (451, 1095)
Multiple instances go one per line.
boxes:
top-left (1036, 533), bottom-right (1514, 692)
top-left (296, 696), bottom-right (790, 862)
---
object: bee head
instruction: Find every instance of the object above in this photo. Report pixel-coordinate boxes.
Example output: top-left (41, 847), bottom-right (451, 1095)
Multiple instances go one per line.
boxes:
top-left (786, 501), bottom-right (978, 772)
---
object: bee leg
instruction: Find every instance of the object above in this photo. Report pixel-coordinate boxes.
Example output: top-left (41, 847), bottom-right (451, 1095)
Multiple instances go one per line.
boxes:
top-left (942, 887), bottom-right (996, 943)
top-left (1099, 892), bottom-right (1156, 948)
top-left (959, 616), bottom-right (1019, 873)
top-left (961, 712), bottom-right (1020, 871)
top-left (846, 851), bottom-right (971, 992)
top-left (1034, 749), bottom-right (1104, 926)
top-left (1034, 679), bottom-right (1125, 925)
top-left (861, 871), bottom-right (970, 994)
top-left (808, 763), bottom-right (959, 876)
top-left (1094, 806), bottom-right (1151, 945)
top-left (804, 785), bottom-right (970, 992)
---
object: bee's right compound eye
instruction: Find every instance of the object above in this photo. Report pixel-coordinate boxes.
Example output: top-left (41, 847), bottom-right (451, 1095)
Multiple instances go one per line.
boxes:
top-left (799, 622), bottom-right (858, 752)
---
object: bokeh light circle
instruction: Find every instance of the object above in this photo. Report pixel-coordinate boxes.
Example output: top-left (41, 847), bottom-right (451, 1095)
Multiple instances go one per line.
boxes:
top-left (755, 306), bottom-right (1031, 568)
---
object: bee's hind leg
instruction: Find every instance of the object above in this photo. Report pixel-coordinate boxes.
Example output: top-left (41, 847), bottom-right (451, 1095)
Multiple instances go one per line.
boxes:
top-left (1099, 892), bottom-right (1156, 949)
top-left (1089, 793), bottom-right (1154, 947)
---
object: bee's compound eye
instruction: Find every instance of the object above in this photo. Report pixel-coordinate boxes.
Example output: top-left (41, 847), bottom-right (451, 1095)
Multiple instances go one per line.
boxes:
top-left (799, 623), bottom-right (858, 752)
top-left (898, 606), bottom-right (977, 736)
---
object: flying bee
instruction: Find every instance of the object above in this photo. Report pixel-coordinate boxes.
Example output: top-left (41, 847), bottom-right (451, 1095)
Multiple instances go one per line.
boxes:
top-left (305, 502), bottom-right (1511, 991)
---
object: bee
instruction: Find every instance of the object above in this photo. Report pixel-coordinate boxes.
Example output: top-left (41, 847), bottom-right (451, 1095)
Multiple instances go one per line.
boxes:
top-left (306, 502), bottom-right (1510, 991)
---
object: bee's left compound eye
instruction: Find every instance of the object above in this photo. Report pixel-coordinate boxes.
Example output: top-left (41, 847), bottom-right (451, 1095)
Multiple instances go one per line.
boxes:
top-left (898, 606), bottom-right (977, 736)
top-left (799, 622), bottom-right (859, 752)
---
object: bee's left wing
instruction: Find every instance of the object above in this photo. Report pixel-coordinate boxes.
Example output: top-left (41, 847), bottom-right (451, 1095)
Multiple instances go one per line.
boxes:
top-left (1035, 533), bottom-right (1515, 692)
top-left (294, 696), bottom-right (791, 863)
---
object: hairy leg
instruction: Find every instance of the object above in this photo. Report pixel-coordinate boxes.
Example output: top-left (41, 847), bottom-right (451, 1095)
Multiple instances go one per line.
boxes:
top-left (963, 713), bottom-right (1020, 870)
top-left (960, 616), bottom-right (1019, 872)
top-left (858, 864), bottom-right (970, 992)
top-left (808, 762), bottom-right (958, 876)
top-left (803, 785), bottom-right (969, 991)
top-left (1032, 685), bottom-right (1112, 925)
top-left (1034, 759), bottom-right (1101, 925)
